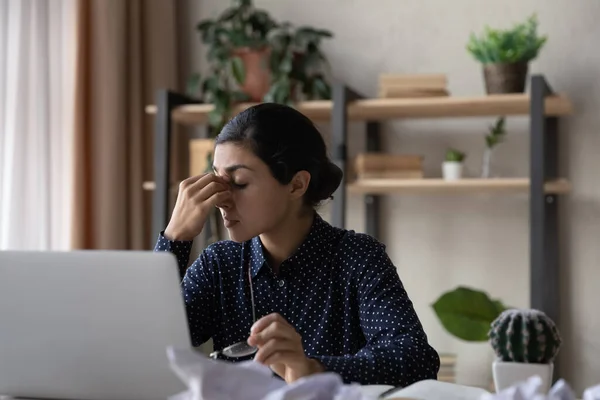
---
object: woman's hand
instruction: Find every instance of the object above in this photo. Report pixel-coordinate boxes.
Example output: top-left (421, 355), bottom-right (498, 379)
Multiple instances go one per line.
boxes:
top-left (164, 174), bottom-right (231, 241)
top-left (247, 313), bottom-right (325, 383)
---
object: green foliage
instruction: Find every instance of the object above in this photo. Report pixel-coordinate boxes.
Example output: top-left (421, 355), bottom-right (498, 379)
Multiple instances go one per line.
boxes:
top-left (467, 14), bottom-right (547, 64)
top-left (432, 286), bottom-right (508, 342)
top-left (187, 0), bottom-right (333, 134)
top-left (485, 116), bottom-right (507, 149)
top-left (489, 309), bottom-right (562, 363)
top-left (445, 148), bottom-right (466, 163)
top-left (265, 24), bottom-right (333, 104)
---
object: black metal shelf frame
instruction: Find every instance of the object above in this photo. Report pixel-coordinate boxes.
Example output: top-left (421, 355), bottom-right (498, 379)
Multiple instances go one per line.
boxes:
top-left (151, 74), bottom-right (563, 360)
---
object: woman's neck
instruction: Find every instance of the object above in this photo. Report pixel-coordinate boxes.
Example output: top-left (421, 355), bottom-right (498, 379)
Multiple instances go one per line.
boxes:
top-left (259, 210), bottom-right (315, 274)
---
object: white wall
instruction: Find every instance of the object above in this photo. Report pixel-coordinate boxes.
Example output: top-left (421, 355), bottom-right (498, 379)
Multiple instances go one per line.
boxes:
top-left (178, 0), bottom-right (600, 393)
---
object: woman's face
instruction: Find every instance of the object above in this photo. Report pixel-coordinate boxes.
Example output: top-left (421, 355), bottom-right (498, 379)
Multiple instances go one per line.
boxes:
top-left (212, 142), bottom-right (298, 243)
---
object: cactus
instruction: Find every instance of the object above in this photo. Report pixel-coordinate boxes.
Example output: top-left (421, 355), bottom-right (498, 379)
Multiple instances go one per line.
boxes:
top-left (488, 308), bottom-right (562, 364)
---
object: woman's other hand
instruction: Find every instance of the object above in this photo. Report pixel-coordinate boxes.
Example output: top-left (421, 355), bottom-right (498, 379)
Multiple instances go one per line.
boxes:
top-left (164, 174), bottom-right (231, 241)
top-left (248, 313), bottom-right (325, 383)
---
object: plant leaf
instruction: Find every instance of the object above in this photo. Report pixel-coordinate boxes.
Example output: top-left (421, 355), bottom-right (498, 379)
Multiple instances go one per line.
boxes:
top-left (466, 14), bottom-right (547, 64)
top-left (230, 56), bottom-right (246, 85)
top-left (312, 77), bottom-right (330, 99)
top-left (218, 7), bottom-right (238, 22)
top-left (492, 299), bottom-right (509, 315)
top-left (186, 73), bottom-right (201, 97)
top-left (431, 286), bottom-right (503, 341)
top-left (231, 90), bottom-right (250, 102)
top-left (280, 55), bottom-right (293, 74)
top-left (208, 109), bottom-right (224, 129)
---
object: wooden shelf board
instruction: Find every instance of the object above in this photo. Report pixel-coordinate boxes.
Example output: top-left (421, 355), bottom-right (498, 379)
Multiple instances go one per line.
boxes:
top-left (144, 178), bottom-right (571, 195)
top-left (346, 178), bottom-right (571, 195)
top-left (145, 93), bottom-right (573, 125)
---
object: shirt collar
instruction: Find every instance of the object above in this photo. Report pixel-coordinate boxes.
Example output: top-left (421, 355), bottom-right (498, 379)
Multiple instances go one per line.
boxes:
top-left (247, 212), bottom-right (338, 278)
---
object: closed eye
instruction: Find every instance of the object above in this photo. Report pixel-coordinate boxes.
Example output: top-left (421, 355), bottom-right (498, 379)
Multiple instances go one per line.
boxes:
top-left (231, 182), bottom-right (248, 189)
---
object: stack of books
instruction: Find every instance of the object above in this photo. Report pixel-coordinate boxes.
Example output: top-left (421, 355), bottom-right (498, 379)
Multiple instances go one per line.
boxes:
top-left (352, 152), bottom-right (424, 180)
top-left (378, 73), bottom-right (449, 98)
top-left (437, 353), bottom-right (457, 383)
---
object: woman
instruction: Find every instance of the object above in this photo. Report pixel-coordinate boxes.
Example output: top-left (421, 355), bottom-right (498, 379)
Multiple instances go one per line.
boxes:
top-left (154, 103), bottom-right (440, 386)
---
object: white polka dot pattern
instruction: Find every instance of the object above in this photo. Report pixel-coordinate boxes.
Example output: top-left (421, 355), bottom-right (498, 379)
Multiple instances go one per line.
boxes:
top-left (154, 213), bottom-right (440, 386)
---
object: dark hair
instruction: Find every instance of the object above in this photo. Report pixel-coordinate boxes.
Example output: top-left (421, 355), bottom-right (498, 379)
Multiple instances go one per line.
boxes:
top-left (215, 103), bottom-right (343, 207)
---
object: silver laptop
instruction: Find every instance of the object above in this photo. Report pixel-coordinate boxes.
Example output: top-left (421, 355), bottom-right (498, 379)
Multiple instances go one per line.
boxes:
top-left (0, 250), bottom-right (192, 400)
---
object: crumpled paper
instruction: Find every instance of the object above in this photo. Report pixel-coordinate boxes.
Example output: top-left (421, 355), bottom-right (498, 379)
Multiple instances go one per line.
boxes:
top-left (480, 376), bottom-right (600, 400)
top-left (165, 346), bottom-right (372, 400)
top-left (584, 384), bottom-right (600, 400)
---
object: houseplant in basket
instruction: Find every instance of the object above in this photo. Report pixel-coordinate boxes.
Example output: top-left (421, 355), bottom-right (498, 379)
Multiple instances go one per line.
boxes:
top-left (467, 14), bottom-right (547, 94)
top-left (489, 309), bottom-right (562, 394)
top-left (442, 148), bottom-right (466, 180)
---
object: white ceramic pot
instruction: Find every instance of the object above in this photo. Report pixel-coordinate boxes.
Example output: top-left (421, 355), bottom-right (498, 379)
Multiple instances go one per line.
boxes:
top-left (442, 161), bottom-right (463, 180)
top-left (492, 359), bottom-right (554, 394)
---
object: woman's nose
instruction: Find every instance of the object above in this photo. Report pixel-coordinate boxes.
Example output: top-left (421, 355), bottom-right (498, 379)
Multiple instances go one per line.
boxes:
top-left (216, 195), bottom-right (233, 210)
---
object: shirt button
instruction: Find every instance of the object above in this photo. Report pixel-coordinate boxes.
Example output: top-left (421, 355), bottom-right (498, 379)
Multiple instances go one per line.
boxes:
top-left (278, 280), bottom-right (285, 287)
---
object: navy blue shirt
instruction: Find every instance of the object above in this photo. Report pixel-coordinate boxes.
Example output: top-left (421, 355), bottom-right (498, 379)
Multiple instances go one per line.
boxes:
top-left (154, 212), bottom-right (440, 387)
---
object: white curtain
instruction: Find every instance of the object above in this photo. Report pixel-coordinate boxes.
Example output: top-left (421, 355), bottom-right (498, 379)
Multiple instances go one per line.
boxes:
top-left (0, 0), bottom-right (78, 250)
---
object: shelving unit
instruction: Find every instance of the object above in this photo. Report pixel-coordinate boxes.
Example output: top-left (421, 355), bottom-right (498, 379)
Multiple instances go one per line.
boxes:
top-left (145, 75), bottom-right (573, 340)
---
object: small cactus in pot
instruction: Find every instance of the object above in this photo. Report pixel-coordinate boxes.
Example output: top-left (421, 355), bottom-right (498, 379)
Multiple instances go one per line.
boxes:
top-left (489, 309), bottom-right (562, 393)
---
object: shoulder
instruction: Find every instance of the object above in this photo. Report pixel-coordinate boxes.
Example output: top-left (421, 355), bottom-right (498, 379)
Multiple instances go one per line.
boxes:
top-left (337, 229), bottom-right (387, 258)
top-left (331, 229), bottom-right (391, 272)
top-left (335, 232), bottom-right (403, 295)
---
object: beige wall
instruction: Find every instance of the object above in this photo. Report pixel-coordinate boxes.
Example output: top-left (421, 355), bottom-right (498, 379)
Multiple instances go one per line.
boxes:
top-left (178, 0), bottom-right (600, 393)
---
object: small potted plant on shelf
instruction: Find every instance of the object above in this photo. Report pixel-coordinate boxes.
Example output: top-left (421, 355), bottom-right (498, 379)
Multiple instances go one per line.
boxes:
top-left (466, 14), bottom-right (548, 94)
top-left (489, 309), bottom-right (562, 394)
top-left (443, 148), bottom-right (466, 180)
top-left (481, 116), bottom-right (507, 178)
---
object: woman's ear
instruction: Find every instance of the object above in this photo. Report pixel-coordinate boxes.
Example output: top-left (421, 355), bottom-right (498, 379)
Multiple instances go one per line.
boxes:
top-left (289, 170), bottom-right (311, 200)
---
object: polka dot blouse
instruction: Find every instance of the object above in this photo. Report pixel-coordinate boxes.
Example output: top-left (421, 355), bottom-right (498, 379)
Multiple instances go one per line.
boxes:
top-left (154, 212), bottom-right (440, 387)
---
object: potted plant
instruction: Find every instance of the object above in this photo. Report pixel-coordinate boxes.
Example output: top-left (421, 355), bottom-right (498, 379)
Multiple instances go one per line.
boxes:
top-left (489, 309), bottom-right (562, 394)
top-left (443, 148), bottom-right (466, 180)
top-left (481, 117), bottom-right (507, 178)
top-left (466, 14), bottom-right (548, 94)
top-left (188, 0), bottom-right (333, 134)
top-left (194, 0), bottom-right (278, 102)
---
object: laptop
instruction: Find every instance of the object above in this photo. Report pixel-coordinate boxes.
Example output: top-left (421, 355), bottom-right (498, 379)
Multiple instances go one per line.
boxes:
top-left (0, 250), bottom-right (192, 400)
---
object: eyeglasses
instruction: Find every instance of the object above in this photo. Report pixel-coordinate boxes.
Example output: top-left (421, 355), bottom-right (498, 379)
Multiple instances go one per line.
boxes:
top-left (209, 259), bottom-right (258, 359)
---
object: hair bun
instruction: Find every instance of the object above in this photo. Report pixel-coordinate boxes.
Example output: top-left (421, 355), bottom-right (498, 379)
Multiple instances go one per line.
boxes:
top-left (312, 161), bottom-right (343, 203)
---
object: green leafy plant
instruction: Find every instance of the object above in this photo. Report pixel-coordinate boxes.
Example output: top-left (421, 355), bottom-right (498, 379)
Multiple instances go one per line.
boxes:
top-left (467, 14), bottom-right (547, 64)
top-left (187, 0), bottom-right (333, 134)
top-left (485, 117), bottom-right (507, 149)
top-left (265, 23), bottom-right (333, 104)
top-left (482, 117), bottom-right (507, 178)
top-left (187, 0), bottom-right (278, 134)
top-left (445, 148), bottom-right (466, 163)
top-left (432, 286), bottom-right (508, 342)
